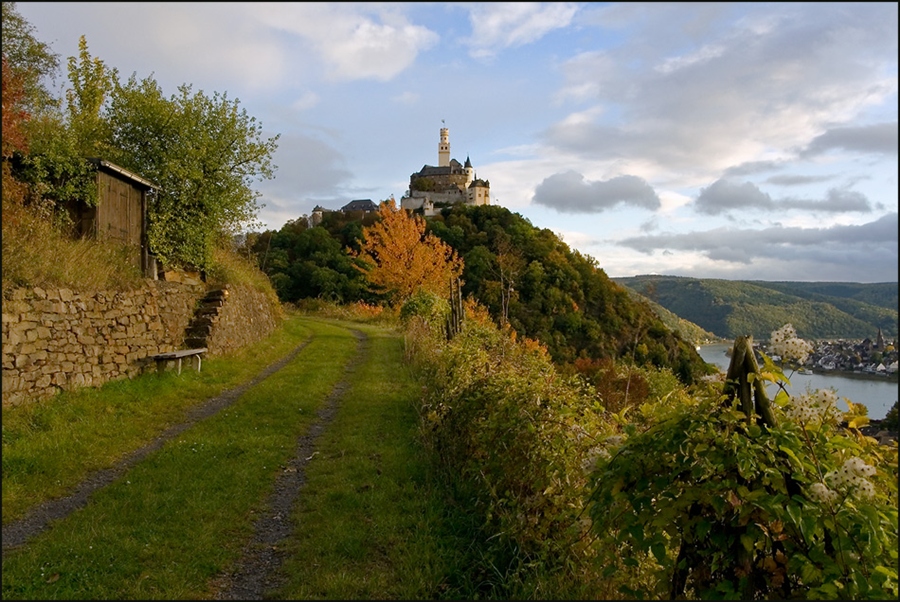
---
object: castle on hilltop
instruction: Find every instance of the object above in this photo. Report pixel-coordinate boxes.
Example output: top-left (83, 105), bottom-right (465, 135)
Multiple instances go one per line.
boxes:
top-left (400, 127), bottom-right (490, 216)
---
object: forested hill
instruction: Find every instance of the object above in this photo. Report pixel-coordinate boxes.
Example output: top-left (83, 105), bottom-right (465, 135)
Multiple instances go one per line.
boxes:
top-left (613, 275), bottom-right (898, 341)
top-left (247, 205), bottom-right (712, 384)
top-left (424, 205), bottom-right (711, 383)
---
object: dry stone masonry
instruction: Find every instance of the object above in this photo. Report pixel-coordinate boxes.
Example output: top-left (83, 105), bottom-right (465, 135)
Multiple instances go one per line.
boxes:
top-left (2, 281), bottom-right (282, 407)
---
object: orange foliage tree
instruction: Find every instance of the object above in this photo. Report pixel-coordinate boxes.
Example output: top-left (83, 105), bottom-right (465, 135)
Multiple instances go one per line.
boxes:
top-left (350, 199), bottom-right (464, 305)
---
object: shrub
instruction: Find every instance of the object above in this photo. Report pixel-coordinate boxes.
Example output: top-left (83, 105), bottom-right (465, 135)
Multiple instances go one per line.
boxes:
top-left (406, 305), bottom-right (622, 597)
top-left (589, 333), bottom-right (899, 600)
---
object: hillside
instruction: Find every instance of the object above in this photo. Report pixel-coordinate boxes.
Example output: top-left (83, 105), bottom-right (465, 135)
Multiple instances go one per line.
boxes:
top-left (426, 206), bottom-right (713, 383)
top-left (616, 287), bottom-right (722, 345)
top-left (613, 275), bottom-right (898, 341)
top-left (248, 205), bottom-right (714, 384)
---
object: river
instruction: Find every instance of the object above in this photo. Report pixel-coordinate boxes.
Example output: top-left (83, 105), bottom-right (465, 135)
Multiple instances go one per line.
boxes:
top-left (698, 343), bottom-right (898, 420)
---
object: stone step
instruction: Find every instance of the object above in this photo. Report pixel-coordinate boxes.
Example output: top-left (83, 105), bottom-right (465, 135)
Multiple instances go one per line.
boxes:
top-left (184, 336), bottom-right (207, 349)
top-left (186, 323), bottom-right (213, 337)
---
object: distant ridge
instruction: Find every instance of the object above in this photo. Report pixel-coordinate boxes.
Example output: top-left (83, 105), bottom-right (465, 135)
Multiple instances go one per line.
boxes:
top-left (612, 275), bottom-right (898, 341)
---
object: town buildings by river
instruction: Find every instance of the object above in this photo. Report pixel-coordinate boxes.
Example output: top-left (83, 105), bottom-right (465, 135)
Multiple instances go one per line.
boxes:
top-left (698, 340), bottom-right (898, 421)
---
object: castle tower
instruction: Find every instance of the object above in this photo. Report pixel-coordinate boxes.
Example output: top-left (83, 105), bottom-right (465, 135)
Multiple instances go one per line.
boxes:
top-left (464, 155), bottom-right (474, 186)
top-left (438, 127), bottom-right (450, 167)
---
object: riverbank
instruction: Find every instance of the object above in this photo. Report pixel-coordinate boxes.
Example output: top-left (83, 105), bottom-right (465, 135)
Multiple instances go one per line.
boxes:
top-left (807, 368), bottom-right (898, 383)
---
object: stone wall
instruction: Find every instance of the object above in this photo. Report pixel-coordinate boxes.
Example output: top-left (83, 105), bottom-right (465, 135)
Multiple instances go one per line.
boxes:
top-left (205, 284), bottom-right (283, 356)
top-left (2, 281), bottom-right (283, 407)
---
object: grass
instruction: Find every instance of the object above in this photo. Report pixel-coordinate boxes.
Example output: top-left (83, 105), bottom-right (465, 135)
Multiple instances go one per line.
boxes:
top-left (271, 325), bottom-right (473, 599)
top-left (1, 317), bottom-right (359, 599)
top-left (1, 193), bottom-right (280, 306)
top-left (1, 197), bottom-right (145, 296)
top-left (2, 315), bottom-right (482, 600)
top-left (1, 313), bottom-right (312, 524)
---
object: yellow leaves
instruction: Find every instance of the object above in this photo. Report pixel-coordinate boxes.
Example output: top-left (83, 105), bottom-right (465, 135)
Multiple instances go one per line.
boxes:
top-left (350, 199), bottom-right (463, 305)
top-left (847, 415), bottom-right (870, 429)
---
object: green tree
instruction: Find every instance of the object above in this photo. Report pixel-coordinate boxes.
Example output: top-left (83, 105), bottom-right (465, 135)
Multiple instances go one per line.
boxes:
top-left (66, 35), bottom-right (116, 159)
top-left (103, 72), bottom-right (280, 270)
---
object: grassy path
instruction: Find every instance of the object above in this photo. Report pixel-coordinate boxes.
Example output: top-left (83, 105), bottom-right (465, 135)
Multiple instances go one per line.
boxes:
top-left (1, 315), bottom-right (469, 600)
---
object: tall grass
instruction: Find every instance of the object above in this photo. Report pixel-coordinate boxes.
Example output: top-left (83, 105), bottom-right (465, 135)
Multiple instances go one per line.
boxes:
top-left (2, 189), bottom-right (281, 307)
top-left (206, 246), bottom-right (282, 315)
top-left (1, 197), bottom-right (144, 296)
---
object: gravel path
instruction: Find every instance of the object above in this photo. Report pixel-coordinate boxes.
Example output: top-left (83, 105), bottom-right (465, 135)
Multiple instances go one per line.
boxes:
top-left (211, 328), bottom-right (367, 600)
top-left (1, 338), bottom-right (312, 554)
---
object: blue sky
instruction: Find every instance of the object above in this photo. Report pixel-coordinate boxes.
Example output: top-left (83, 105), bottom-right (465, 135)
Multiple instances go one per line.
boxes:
top-left (16, 2), bottom-right (898, 282)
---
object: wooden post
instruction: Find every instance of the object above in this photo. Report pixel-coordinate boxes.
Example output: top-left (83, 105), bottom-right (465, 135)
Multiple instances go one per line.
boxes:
top-left (722, 335), bottom-right (777, 428)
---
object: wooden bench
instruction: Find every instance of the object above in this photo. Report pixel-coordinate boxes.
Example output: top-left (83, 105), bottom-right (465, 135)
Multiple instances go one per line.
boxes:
top-left (150, 348), bottom-right (207, 375)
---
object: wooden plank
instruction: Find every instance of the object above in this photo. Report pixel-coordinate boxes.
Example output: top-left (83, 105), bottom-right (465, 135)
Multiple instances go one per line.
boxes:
top-left (151, 348), bottom-right (207, 375)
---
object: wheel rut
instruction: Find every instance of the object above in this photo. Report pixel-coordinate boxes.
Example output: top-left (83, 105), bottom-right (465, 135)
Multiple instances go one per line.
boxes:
top-left (1, 337), bottom-right (313, 553)
top-left (212, 328), bottom-right (368, 600)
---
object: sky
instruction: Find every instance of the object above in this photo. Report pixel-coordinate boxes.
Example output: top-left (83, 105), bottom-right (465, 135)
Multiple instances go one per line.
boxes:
top-left (15, 2), bottom-right (899, 283)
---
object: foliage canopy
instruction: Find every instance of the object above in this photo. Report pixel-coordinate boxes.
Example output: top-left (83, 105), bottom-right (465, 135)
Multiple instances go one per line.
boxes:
top-left (350, 200), bottom-right (464, 305)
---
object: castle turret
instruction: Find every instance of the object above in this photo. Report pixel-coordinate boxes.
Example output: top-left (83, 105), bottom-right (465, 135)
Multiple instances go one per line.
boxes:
top-left (464, 155), bottom-right (474, 186)
top-left (438, 127), bottom-right (450, 167)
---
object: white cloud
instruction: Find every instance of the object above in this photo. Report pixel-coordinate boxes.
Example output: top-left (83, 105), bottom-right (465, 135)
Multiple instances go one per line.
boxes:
top-left (254, 3), bottom-right (437, 81)
top-left (465, 2), bottom-right (580, 59)
top-left (291, 92), bottom-right (320, 111)
top-left (548, 3), bottom-right (899, 186)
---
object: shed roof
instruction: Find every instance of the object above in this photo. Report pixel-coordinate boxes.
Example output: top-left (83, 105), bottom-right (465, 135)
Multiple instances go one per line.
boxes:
top-left (89, 158), bottom-right (160, 190)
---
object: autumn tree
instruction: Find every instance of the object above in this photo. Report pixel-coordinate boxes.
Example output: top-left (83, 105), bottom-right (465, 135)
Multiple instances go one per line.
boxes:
top-left (1, 2), bottom-right (59, 115)
top-left (351, 199), bottom-right (463, 306)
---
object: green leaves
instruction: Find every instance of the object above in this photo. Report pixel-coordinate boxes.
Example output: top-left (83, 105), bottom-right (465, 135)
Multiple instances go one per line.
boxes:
top-left (588, 386), bottom-right (899, 600)
top-left (102, 71), bottom-right (279, 270)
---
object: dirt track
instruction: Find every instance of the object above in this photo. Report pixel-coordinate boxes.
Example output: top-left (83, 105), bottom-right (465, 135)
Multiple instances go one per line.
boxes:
top-left (211, 329), bottom-right (366, 599)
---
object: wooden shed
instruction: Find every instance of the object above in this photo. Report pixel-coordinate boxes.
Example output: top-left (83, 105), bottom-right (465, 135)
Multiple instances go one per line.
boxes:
top-left (68, 159), bottom-right (160, 278)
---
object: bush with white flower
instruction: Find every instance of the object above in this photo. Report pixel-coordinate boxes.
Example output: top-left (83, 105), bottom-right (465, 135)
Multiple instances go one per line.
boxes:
top-left (768, 323), bottom-right (814, 366)
top-left (589, 325), bottom-right (898, 600)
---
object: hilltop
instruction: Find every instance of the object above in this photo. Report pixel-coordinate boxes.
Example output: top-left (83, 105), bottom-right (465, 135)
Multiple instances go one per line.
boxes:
top-left (613, 275), bottom-right (898, 341)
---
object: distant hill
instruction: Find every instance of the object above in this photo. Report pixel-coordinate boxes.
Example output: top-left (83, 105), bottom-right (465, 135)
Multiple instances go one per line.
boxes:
top-left (616, 287), bottom-right (723, 346)
top-left (613, 276), bottom-right (898, 341)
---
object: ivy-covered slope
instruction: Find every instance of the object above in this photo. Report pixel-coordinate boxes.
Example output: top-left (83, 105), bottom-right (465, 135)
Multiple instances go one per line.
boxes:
top-left (613, 275), bottom-right (898, 340)
top-left (427, 205), bottom-right (712, 384)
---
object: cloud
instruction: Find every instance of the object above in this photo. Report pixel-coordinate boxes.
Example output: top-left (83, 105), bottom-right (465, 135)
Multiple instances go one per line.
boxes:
top-left (694, 179), bottom-right (873, 215)
top-left (255, 3), bottom-right (438, 81)
top-left (617, 213), bottom-right (898, 282)
top-left (801, 122), bottom-right (899, 157)
top-left (465, 2), bottom-right (580, 59)
top-left (765, 174), bottom-right (837, 186)
top-left (291, 92), bottom-right (319, 111)
top-left (257, 132), bottom-right (352, 201)
top-left (694, 180), bottom-right (772, 215)
top-left (546, 3), bottom-right (898, 181)
top-left (723, 160), bottom-right (786, 178)
top-left (532, 171), bottom-right (661, 213)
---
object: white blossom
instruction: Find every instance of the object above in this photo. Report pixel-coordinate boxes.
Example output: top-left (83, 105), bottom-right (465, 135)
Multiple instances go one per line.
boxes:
top-left (769, 324), bottom-right (813, 364)
top-left (824, 456), bottom-right (877, 500)
top-left (809, 482), bottom-right (840, 504)
top-left (784, 389), bottom-right (842, 425)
